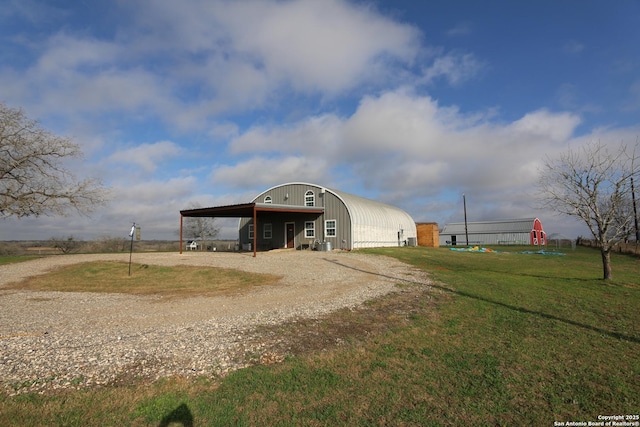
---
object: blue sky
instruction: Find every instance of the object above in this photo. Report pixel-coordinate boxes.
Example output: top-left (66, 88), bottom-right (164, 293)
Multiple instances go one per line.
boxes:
top-left (1, 0), bottom-right (639, 241)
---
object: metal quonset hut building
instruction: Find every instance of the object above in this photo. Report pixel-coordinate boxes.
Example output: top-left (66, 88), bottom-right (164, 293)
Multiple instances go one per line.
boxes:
top-left (179, 182), bottom-right (417, 257)
top-left (438, 218), bottom-right (546, 246)
top-left (239, 182), bottom-right (417, 251)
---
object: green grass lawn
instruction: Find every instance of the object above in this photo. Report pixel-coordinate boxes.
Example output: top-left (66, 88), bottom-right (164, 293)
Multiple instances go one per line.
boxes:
top-left (0, 255), bottom-right (39, 266)
top-left (360, 246), bottom-right (640, 424)
top-left (1, 246), bottom-right (638, 426)
top-left (4, 261), bottom-right (281, 298)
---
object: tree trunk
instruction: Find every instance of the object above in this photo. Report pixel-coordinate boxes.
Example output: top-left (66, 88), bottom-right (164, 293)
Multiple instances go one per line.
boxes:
top-left (601, 249), bottom-right (613, 280)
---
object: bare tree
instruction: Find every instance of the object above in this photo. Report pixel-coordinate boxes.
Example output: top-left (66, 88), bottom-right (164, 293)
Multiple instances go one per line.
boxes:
top-left (538, 140), bottom-right (640, 280)
top-left (182, 203), bottom-right (220, 251)
top-left (611, 196), bottom-right (636, 243)
top-left (50, 236), bottom-right (82, 254)
top-left (0, 102), bottom-right (108, 218)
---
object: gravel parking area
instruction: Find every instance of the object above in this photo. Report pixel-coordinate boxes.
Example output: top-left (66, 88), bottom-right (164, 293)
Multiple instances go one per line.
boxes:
top-left (0, 250), bottom-right (430, 395)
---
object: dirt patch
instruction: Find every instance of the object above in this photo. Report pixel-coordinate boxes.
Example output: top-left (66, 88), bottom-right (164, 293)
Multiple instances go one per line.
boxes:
top-left (246, 284), bottom-right (442, 363)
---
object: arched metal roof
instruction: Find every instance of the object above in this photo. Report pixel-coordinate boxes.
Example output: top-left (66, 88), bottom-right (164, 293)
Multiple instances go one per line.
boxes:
top-left (253, 182), bottom-right (417, 248)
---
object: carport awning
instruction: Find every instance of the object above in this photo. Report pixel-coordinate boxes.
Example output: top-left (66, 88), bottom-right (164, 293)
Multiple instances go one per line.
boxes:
top-left (179, 202), bottom-right (324, 256)
top-left (180, 202), bottom-right (324, 218)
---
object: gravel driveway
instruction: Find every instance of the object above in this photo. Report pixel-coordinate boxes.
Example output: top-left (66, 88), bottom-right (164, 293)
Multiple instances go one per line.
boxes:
top-left (0, 250), bottom-right (429, 395)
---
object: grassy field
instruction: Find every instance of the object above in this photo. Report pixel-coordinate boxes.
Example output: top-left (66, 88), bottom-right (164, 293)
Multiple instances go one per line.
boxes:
top-left (0, 246), bottom-right (638, 426)
top-left (3, 261), bottom-right (281, 298)
top-left (0, 255), bottom-right (38, 266)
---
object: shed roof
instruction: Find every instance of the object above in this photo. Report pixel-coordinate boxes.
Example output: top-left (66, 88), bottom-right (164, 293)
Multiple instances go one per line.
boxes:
top-left (441, 218), bottom-right (539, 234)
top-left (180, 202), bottom-right (324, 218)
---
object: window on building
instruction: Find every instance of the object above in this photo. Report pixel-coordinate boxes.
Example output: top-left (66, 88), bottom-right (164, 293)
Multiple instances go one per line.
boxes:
top-left (264, 195), bottom-right (272, 204)
top-left (305, 221), bottom-right (315, 238)
top-left (263, 223), bottom-right (272, 239)
top-left (325, 220), bottom-right (336, 237)
top-left (248, 224), bottom-right (254, 239)
top-left (305, 190), bottom-right (315, 207)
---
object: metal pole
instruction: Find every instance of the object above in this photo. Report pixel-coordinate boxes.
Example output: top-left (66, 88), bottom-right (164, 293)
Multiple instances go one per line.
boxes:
top-left (128, 222), bottom-right (135, 276)
top-left (179, 215), bottom-right (183, 254)
top-left (463, 194), bottom-right (469, 246)
top-left (253, 206), bottom-right (257, 258)
top-left (631, 176), bottom-right (639, 241)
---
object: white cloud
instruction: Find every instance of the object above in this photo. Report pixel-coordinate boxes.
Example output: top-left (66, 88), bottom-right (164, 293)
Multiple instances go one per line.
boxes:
top-left (229, 114), bottom-right (344, 156)
top-left (421, 52), bottom-right (485, 86)
top-left (99, 176), bottom-right (199, 236)
top-left (508, 109), bottom-right (581, 142)
top-left (2, 33), bottom-right (173, 120)
top-left (210, 156), bottom-right (329, 189)
top-left (108, 141), bottom-right (183, 173)
top-left (341, 92), bottom-right (583, 195)
top-left (126, 0), bottom-right (421, 92)
top-left (1, 0), bottom-right (423, 123)
top-left (342, 90), bottom-right (445, 158)
top-left (208, 121), bottom-right (240, 140)
top-left (221, 89), bottom-right (586, 216)
top-left (36, 33), bottom-right (121, 73)
top-left (218, 0), bottom-right (420, 93)
top-left (0, 175), bottom-right (201, 240)
top-left (111, 176), bottom-right (197, 205)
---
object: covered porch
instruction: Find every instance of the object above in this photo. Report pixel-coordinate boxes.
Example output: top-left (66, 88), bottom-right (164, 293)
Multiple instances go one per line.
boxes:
top-left (179, 202), bottom-right (324, 257)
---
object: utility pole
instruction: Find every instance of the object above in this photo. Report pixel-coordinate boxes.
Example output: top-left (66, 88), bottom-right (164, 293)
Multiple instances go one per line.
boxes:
top-left (463, 194), bottom-right (469, 246)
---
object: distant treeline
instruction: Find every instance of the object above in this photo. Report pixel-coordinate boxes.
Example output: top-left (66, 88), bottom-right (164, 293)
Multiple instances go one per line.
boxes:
top-left (0, 239), bottom-right (239, 256)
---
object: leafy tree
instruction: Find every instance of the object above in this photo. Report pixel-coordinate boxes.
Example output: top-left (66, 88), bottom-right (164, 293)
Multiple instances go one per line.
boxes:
top-left (182, 203), bottom-right (220, 251)
top-left (0, 102), bottom-right (108, 218)
top-left (538, 140), bottom-right (639, 280)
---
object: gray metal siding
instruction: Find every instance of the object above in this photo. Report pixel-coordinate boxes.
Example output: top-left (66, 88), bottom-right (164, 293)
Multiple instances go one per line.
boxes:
top-left (259, 184), bottom-right (314, 207)
top-left (239, 183), bottom-right (351, 250)
top-left (322, 190), bottom-right (352, 250)
top-left (239, 182), bottom-right (416, 250)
